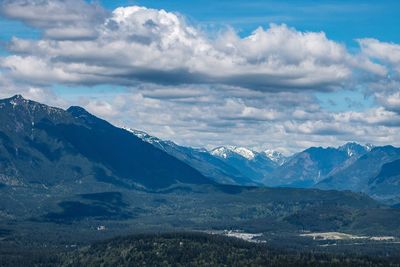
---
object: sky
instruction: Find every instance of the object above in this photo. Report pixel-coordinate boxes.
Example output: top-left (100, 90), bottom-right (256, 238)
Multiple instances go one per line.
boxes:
top-left (0, 0), bottom-right (399, 154)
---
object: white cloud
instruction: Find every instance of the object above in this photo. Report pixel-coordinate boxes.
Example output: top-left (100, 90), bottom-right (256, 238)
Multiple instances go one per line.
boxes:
top-left (0, 70), bottom-right (65, 106)
top-left (1, 1), bottom-right (400, 152)
top-left (0, 0), bottom-right (106, 40)
top-left (358, 38), bottom-right (400, 66)
top-left (358, 38), bottom-right (400, 80)
top-left (334, 107), bottom-right (400, 127)
top-left (52, 83), bottom-right (398, 154)
top-left (1, 4), bottom-right (381, 92)
top-left (1, 55), bottom-right (80, 84)
top-left (378, 92), bottom-right (400, 113)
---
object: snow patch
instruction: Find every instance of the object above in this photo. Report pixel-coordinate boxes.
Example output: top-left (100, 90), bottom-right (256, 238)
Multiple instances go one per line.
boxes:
top-left (231, 147), bottom-right (256, 160)
top-left (263, 149), bottom-right (286, 165)
top-left (211, 146), bottom-right (232, 159)
top-left (211, 146), bottom-right (256, 160)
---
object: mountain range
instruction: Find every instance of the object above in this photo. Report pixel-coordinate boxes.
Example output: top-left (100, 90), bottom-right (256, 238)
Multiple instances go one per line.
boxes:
top-left (316, 145), bottom-right (400, 204)
top-left (1, 95), bottom-right (400, 243)
top-left (128, 128), bottom-right (289, 185)
top-left (0, 95), bottom-right (212, 191)
top-left (128, 120), bottom-right (400, 205)
top-left (125, 129), bottom-right (257, 185)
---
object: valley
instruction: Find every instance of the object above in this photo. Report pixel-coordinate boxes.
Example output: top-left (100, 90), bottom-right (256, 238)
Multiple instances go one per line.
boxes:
top-left (1, 95), bottom-right (400, 265)
top-left (1, 0), bottom-right (399, 264)
top-left (131, 124), bottom-right (400, 205)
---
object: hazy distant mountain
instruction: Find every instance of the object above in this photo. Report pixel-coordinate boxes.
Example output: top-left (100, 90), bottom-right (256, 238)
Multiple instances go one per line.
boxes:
top-left (263, 143), bottom-right (371, 187)
top-left (262, 149), bottom-right (287, 166)
top-left (124, 131), bottom-right (283, 185)
top-left (2, 95), bottom-right (400, 241)
top-left (338, 142), bottom-right (374, 157)
top-left (210, 146), bottom-right (278, 182)
top-left (316, 146), bottom-right (400, 204)
top-left (118, 127), bottom-right (400, 204)
top-left (125, 129), bottom-right (256, 185)
top-left (369, 159), bottom-right (400, 203)
top-left (123, 128), bottom-right (388, 192)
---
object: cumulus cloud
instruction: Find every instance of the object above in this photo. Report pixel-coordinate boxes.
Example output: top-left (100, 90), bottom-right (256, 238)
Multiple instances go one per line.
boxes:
top-left (0, 69), bottom-right (66, 106)
top-left (374, 92), bottom-right (400, 114)
top-left (1, 1), bottom-right (400, 153)
top-left (1, 3), bottom-right (382, 92)
top-left (52, 82), bottom-right (397, 154)
top-left (357, 39), bottom-right (400, 87)
top-left (0, 0), bottom-right (107, 40)
top-left (359, 41), bottom-right (400, 115)
top-left (334, 107), bottom-right (400, 128)
top-left (358, 39), bottom-right (400, 67)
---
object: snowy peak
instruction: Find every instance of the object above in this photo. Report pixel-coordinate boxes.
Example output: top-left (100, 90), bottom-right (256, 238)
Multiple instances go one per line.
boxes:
top-left (0, 94), bottom-right (30, 109)
top-left (9, 94), bottom-right (25, 105)
top-left (124, 128), bottom-right (164, 146)
top-left (1, 95), bottom-right (50, 111)
top-left (125, 128), bottom-right (208, 154)
top-left (124, 128), bottom-right (153, 140)
top-left (211, 146), bottom-right (234, 159)
top-left (338, 142), bottom-right (373, 158)
top-left (231, 147), bottom-right (256, 160)
top-left (0, 94), bottom-right (67, 124)
top-left (211, 146), bottom-right (256, 160)
top-left (365, 143), bottom-right (374, 151)
top-left (262, 149), bottom-right (287, 165)
top-left (211, 146), bottom-right (286, 163)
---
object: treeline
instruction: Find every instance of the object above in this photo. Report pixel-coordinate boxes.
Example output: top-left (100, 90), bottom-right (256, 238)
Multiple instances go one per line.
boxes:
top-left (0, 246), bottom-right (61, 267)
top-left (2, 232), bottom-right (400, 266)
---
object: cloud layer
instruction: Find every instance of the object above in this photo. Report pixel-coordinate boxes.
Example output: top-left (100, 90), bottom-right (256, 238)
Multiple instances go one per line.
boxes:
top-left (0, 0), bottom-right (107, 40)
top-left (1, 0), bottom-right (400, 153)
top-left (1, 2), bottom-right (385, 91)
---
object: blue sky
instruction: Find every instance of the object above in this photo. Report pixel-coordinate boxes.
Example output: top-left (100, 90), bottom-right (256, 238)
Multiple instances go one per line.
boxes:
top-left (2, 1), bottom-right (400, 46)
top-left (0, 0), bottom-right (399, 152)
top-left (1, 0), bottom-right (396, 109)
top-left (101, 0), bottom-right (400, 45)
top-left (0, 0), bottom-right (392, 111)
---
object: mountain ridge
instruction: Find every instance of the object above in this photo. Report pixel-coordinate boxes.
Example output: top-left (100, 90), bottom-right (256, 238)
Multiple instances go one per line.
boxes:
top-left (2, 95), bottom-right (400, 244)
top-left (0, 95), bottom-right (213, 190)
top-left (119, 123), bottom-right (398, 203)
top-left (125, 128), bottom-right (257, 185)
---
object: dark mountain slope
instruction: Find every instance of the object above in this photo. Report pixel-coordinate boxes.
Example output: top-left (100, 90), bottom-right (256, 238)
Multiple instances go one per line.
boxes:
top-left (371, 159), bottom-right (400, 185)
top-left (127, 129), bottom-right (255, 185)
top-left (211, 146), bottom-right (277, 182)
top-left (316, 146), bottom-right (400, 193)
top-left (367, 159), bottom-right (400, 203)
top-left (1, 95), bottom-right (400, 244)
top-left (264, 147), bottom-right (349, 187)
top-left (263, 143), bottom-right (371, 187)
top-left (0, 95), bottom-right (212, 189)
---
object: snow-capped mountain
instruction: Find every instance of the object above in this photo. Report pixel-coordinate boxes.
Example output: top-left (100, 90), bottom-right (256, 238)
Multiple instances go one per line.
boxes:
top-left (262, 149), bottom-right (287, 166)
top-left (316, 146), bottom-right (400, 204)
top-left (123, 128), bottom-right (400, 201)
top-left (0, 95), bottom-right (213, 191)
top-left (263, 142), bottom-right (374, 188)
top-left (231, 147), bottom-right (256, 160)
top-left (210, 146), bottom-right (278, 182)
top-left (338, 142), bottom-right (373, 158)
top-left (211, 146), bottom-right (286, 163)
top-left (124, 129), bottom-right (257, 185)
top-left (122, 135), bottom-right (278, 184)
top-left (211, 146), bottom-right (256, 160)
top-left (210, 146), bottom-right (234, 159)
top-left (124, 128), bottom-right (176, 152)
